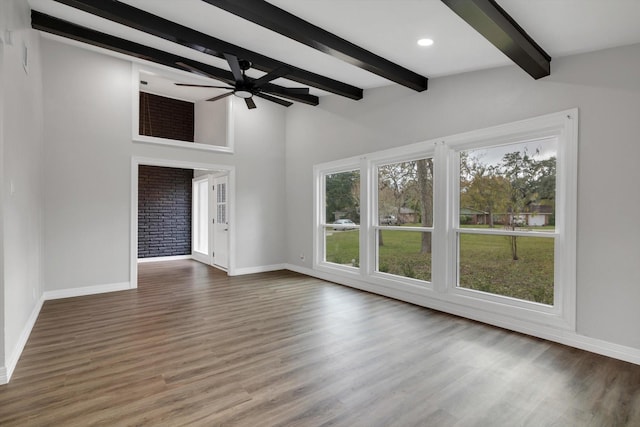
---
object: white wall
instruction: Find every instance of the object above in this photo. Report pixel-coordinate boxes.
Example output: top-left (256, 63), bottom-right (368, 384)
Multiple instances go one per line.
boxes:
top-left (41, 37), bottom-right (286, 292)
top-left (285, 44), bottom-right (640, 351)
top-left (0, 7), bottom-right (5, 374)
top-left (194, 98), bottom-right (227, 146)
top-left (0, 0), bottom-right (46, 381)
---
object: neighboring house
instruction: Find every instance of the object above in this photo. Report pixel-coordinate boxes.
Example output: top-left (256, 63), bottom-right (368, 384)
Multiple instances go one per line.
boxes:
top-left (460, 207), bottom-right (489, 225)
top-left (397, 207), bottom-right (417, 224)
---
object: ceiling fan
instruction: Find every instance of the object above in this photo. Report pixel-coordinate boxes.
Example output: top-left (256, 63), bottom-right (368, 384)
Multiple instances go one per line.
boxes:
top-left (176, 53), bottom-right (309, 109)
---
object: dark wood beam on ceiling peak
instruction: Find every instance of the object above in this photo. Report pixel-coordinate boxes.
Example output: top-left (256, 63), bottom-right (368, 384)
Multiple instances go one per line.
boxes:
top-left (202, 0), bottom-right (429, 92)
top-left (442, 0), bottom-right (551, 79)
top-left (51, 0), bottom-right (363, 100)
top-left (30, 11), bottom-right (319, 107)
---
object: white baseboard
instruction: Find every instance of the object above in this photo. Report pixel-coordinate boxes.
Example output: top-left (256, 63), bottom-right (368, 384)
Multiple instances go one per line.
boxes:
top-left (1, 295), bottom-right (45, 385)
top-left (137, 255), bottom-right (192, 263)
top-left (230, 263), bottom-right (286, 276)
top-left (284, 263), bottom-right (640, 366)
top-left (43, 281), bottom-right (132, 300)
top-left (2, 281), bottom-right (132, 384)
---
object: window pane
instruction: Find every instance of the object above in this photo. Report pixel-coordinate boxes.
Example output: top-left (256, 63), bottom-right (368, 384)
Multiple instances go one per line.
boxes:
top-left (377, 230), bottom-right (431, 282)
top-left (460, 139), bottom-right (556, 230)
top-left (325, 170), bottom-right (360, 224)
top-left (458, 234), bottom-right (554, 305)
top-left (378, 158), bottom-right (433, 227)
top-left (325, 226), bottom-right (359, 267)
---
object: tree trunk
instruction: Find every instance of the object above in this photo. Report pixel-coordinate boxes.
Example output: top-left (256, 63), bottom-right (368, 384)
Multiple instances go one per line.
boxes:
top-left (378, 229), bottom-right (384, 246)
top-left (508, 213), bottom-right (519, 260)
top-left (510, 235), bottom-right (519, 260)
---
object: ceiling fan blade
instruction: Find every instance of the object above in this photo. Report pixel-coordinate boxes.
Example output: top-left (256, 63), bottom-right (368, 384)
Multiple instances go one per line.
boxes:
top-left (224, 53), bottom-right (244, 83)
top-left (255, 92), bottom-right (293, 107)
top-left (175, 83), bottom-right (234, 89)
top-left (245, 97), bottom-right (257, 109)
top-left (206, 92), bottom-right (234, 102)
top-left (253, 66), bottom-right (291, 88)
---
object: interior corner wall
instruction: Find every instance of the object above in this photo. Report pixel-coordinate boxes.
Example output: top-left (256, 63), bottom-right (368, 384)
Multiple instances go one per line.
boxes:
top-left (284, 43), bottom-right (640, 351)
top-left (41, 37), bottom-right (287, 293)
top-left (0, 0), bottom-right (45, 378)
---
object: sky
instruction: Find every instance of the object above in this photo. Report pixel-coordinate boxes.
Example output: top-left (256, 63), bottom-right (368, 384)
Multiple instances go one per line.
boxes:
top-left (465, 136), bottom-right (557, 167)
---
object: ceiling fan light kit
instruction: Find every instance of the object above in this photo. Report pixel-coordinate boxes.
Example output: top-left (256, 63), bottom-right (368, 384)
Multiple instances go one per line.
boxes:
top-left (234, 90), bottom-right (252, 99)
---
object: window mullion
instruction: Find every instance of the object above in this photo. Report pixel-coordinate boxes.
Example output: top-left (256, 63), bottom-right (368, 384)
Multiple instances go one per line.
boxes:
top-left (432, 141), bottom-right (450, 293)
top-left (361, 157), bottom-right (374, 277)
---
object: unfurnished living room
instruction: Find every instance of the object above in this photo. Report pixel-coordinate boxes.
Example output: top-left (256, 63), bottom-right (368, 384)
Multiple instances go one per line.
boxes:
top-left (1, 0), bottom-right (640, 425)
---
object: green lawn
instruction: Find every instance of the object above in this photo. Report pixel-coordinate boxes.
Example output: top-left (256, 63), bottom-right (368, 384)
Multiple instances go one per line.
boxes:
top-left (325, 226), bottom-right (554, 305)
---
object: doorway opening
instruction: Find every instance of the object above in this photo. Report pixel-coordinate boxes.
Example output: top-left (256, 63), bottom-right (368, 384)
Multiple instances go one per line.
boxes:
top-left (130, 157), bottom-right (235, 289)
top-left (192, 172), bottom-right (229, 271)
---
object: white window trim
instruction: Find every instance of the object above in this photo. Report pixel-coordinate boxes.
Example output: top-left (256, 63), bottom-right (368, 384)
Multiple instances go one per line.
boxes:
top-left (369, 149), bottom-right (437, 287)
top-left (313, 109), bottom-right (578, 332)
top-left (313, 157), bottom-right (363, 277)
top-left (441, 109), bottom-right (577, 330)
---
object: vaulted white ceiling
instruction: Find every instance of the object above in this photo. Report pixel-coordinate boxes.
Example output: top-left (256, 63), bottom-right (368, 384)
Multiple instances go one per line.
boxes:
top-left (29, 0), bottom-right (640, 98)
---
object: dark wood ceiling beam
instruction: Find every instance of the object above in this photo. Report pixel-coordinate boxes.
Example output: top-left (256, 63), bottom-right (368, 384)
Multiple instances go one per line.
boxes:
top-left (52, 0), bottom-right (363, 100)
top-left (441, 0), bottom-right (551, 79)
top-left (202, 0), bottom-right (429, 92)
top-left (30, 11), bottom-right (319, 106)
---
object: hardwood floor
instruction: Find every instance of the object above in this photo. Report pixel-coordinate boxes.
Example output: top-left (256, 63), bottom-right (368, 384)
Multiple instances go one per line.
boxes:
top-left (1, 260), bottom-right (639, 426)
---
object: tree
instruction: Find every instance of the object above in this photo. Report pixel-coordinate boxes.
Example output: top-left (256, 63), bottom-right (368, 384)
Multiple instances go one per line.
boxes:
top-left (500, 150), bottom-right (556, 260)
top-left (461, 147), bottom-right (556, 261)
top-left (460, 154), bottom-right (510, 228)
top-left (416, 158), bottom-right (433, 253)
top-left (378, 161), bottom-right (417, 220)
top-left (378, 162), bottom-right (416, 247)
top-left (325, 171), bottom-right (360, 223)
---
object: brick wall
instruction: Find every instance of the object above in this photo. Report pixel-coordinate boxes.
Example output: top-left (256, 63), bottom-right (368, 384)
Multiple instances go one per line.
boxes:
top-left (139, 92), bottom-right (194, 142)
top-left (138, 165), bottom-right (193, 258)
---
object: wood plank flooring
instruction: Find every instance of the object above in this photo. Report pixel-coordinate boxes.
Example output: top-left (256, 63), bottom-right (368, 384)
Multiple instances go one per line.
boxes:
top-left (1, 260), bottom-right (639, 426)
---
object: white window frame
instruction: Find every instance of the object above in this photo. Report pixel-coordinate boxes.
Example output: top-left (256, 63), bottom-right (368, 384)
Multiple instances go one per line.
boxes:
top-left (441, 110), bottom-right (577, 329)
top-left (313, 109), bottom-right (577, 331)
top-left (369, 152), bottom-right (437, 288)
top-left (313, 158), bottom-right (363, 276)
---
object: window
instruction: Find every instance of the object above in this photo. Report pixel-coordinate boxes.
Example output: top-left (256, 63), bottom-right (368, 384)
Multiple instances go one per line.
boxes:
top-left (314, 110), bottom-right (577, 331)
top-left (319, 168), bottom-right (361, 269)
top-left (456, 139), bottom-right (557, 305)
top-left (375, 158), bottom-right (434, 282)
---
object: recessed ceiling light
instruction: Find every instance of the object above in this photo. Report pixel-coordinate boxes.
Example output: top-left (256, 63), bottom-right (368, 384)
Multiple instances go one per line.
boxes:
top-left (417, 38), bottom-right (434, 47)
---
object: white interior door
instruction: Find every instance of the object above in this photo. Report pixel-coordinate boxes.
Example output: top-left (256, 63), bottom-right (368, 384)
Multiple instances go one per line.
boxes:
top-left (213, 175), bottom-right (229, 270)
top-left (192, 175), bottom-right (213, 265)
